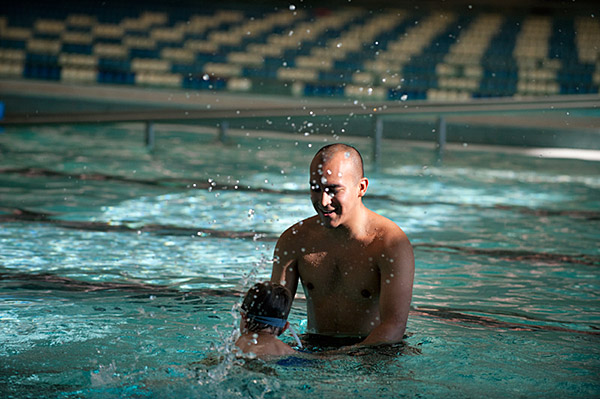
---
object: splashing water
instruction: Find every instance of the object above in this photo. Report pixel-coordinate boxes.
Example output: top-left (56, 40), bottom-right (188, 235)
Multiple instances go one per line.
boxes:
top-left (203, 254), bottom-right (272, 383)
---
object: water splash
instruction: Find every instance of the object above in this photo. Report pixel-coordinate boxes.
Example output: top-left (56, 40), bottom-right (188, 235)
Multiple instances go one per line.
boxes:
top-left (205, 320), bottom-right (243, 383)
top-left (203, 254), bottom-right (272, 384)
top-left (90, 361), bottom-right (120, 387)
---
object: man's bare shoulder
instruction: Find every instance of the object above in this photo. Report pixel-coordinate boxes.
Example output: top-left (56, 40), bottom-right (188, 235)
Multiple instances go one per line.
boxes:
top-left (369, 210), bottom-right (412, 251)
top-left (279, 215), bottom-right (321, 241)
top-left (370, 210), bottom-right (408, 236)
top-left (276, 215), bottom-right (322, 253)
top-left (369, 211), bottom-right (414, 276)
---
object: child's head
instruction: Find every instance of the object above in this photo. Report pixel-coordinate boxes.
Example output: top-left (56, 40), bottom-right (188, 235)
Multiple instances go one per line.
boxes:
top-left (240, 282), bottom-right (292, 336)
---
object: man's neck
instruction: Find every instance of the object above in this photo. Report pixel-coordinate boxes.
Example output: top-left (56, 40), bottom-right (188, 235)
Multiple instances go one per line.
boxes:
top-left (332, 204), bottom-right (371, 240)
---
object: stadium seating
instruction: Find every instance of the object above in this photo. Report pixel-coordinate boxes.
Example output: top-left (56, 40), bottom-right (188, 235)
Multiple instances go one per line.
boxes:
top-left (0, 3), bottom-right (597, 100)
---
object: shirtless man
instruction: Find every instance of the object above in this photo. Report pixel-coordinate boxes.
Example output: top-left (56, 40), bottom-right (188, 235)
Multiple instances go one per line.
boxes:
top-left (271, 143), bottom-right (414, 346)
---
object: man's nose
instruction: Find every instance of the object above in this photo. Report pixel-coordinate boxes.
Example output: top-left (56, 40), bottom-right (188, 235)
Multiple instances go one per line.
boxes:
top-left (320, 190), bottom-right (332, 207)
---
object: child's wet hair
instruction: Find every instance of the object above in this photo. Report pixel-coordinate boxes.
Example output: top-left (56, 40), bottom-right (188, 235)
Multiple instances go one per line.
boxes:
top-left (241, 282), bottom-right (292, 333)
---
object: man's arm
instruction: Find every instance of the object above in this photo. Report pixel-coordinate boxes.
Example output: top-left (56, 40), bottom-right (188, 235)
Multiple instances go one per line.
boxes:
top-left (270, 227), bottom-right (300, 299)
top-left (360, 230), bottom-right (414, 346)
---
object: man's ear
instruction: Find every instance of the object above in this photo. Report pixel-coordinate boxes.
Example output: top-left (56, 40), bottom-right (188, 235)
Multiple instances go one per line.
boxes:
top-left (358, 177), bottom-right (369, 198)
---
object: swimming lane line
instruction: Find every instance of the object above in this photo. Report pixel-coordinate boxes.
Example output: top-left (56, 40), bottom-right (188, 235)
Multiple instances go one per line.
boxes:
top-left (0, 207), bottom-right (275, 240)
top-left (2, 167), bottom-right (599, 220)
top-left (2, 207), bottom-right (598, 266)
top-left (413, 243), bottom-right (600, 266)
top-left (1, 271), bottom-right (597, 336)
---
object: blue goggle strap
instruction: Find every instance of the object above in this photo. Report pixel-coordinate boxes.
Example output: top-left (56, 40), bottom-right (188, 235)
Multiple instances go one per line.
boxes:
top-left (245, 313), bottom-right (303, 348)
top-left (246, 314), bottom-right (287, 328)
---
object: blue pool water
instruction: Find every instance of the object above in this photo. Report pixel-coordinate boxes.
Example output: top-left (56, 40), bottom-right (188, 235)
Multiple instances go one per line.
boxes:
top-left (0, 123), bottom-right (599, 398)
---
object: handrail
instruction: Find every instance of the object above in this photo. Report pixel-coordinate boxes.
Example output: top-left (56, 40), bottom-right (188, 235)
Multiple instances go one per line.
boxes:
top-left (2, 94), bottom-right (599, 168)
top-left (2, 94), bottom-right (599, 126)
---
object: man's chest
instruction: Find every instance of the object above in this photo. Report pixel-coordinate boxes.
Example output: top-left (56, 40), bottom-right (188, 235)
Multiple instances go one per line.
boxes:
top-left (297, 243), bottom-right (380, 293)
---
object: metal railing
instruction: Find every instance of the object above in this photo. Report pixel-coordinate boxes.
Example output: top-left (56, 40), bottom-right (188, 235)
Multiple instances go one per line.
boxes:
top-left (2, 94), bottom-right (599, 168)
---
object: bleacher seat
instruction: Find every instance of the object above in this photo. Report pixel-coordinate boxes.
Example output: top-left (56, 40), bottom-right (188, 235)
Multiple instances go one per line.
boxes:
top-left (0, 4), bottom-right (597, 97)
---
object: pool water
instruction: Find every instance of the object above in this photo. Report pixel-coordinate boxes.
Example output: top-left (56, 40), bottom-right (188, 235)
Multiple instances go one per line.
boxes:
top-left (1, 123), bottom-right (599, 398)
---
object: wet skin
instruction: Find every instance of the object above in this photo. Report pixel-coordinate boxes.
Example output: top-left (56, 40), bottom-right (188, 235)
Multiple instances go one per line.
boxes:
top-left (271, 148), bottom-right (414, 345)
top-left (235, 316), bottom-right (295, 357)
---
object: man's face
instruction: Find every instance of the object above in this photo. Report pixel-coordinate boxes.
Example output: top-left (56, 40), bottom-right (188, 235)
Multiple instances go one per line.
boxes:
top-left (309, 152), bottom-right (361, 228)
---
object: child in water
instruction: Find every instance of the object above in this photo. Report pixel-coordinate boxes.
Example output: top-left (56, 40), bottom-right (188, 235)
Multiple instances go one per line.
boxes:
top-left (235, 281), bottom-right (301, 357)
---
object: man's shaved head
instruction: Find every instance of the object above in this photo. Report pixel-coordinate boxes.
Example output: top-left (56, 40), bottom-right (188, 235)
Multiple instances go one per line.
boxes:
top-left (312, 144), bottom-right (364, 182)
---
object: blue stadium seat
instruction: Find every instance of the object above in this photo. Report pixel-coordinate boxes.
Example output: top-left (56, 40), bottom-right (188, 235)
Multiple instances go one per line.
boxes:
top-left (0, 3), bottom-right (597, 98)
top-left (62, 43), bottom-right (93, 54)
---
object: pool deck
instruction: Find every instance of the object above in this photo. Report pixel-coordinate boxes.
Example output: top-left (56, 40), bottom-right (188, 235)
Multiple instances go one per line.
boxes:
top-left (1, 79), bottom-right (599, 150)
top-left (0, 79), bottom-right (330, 112)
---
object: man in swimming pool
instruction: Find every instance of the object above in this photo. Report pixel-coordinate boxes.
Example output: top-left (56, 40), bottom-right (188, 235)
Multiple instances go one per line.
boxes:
top-left (271, 143), bottom-right (414, 347)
